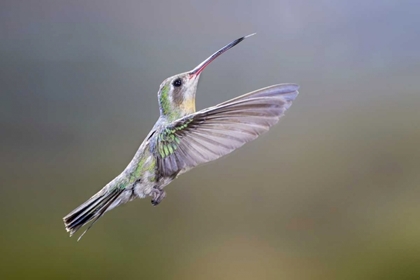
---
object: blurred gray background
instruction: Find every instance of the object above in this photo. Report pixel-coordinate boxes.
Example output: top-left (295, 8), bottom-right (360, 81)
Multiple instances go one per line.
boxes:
top-left (1, 0), bottom-right (420, 279)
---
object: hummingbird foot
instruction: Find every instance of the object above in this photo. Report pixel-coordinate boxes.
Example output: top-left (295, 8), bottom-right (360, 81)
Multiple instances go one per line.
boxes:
top-left (150, 186), bottom-right (166, 206)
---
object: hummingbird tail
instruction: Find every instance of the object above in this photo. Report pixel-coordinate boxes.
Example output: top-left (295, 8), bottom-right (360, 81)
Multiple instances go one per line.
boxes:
top-left (63, 187), bottom-right (124, 241)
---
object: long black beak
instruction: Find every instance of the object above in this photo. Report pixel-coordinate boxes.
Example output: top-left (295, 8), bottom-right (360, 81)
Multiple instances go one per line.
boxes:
top-left (189, 33), bottom-right (256, 77)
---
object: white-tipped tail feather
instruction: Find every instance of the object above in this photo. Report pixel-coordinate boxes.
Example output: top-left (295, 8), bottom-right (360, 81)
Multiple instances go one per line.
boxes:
top-left (63, 187), bottom-right (124, 241)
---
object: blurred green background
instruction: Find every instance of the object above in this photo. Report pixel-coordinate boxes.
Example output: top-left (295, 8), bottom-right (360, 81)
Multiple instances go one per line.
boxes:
top-left (1, 1), bottom-right (420, 279)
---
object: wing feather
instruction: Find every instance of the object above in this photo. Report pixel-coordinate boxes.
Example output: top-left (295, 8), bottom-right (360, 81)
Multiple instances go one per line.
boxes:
top-left (155, 83), bottom-right (299, 177)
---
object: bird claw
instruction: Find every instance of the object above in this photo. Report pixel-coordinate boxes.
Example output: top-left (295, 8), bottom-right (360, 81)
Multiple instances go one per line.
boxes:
top-left (151, 187), bottom-right (166, 206)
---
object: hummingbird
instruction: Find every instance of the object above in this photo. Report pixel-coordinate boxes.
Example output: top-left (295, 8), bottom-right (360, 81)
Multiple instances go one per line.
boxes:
top-left (63, 34), bottom-right (299, 240)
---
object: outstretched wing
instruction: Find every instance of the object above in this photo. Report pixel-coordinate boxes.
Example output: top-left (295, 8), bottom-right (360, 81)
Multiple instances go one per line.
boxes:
top-left (155, 83), bottom-right (299, 177)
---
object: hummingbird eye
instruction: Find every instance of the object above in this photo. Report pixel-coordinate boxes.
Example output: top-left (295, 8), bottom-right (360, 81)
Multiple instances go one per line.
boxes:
top-left (172, 78), bottom-right (182, 87)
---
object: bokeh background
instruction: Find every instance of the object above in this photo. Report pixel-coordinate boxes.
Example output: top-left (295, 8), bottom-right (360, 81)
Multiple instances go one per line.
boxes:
top-left (1, 1), bottom-right (420, 279)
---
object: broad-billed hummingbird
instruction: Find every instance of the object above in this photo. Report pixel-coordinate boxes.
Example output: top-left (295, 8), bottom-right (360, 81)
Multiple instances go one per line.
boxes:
top-left (63, 34), bottom-right (299, 240)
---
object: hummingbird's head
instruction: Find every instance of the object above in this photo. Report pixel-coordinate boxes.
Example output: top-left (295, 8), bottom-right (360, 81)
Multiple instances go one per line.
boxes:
top-left (157, 33), bottom-right (256, 121)
top-left (157, 71), bottom-right (201, 121)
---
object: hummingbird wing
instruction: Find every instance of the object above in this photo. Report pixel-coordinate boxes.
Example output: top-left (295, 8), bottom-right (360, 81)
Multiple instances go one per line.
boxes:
top-left (155, 83), bottom-right (299, 177)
